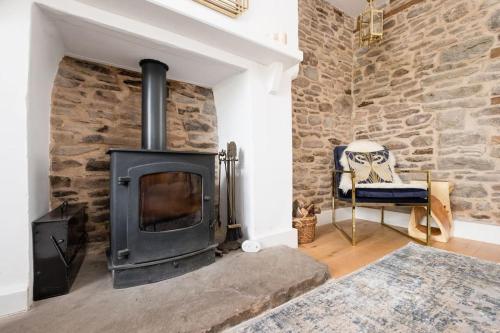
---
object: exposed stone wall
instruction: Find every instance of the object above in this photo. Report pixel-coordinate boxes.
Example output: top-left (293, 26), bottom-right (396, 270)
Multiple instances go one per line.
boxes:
top-left (352, 0), bottom-right (500, 225)
top-left (50, 56), bottom-right (218, 241)
top-left (292, 0), bottom-right (355, 211)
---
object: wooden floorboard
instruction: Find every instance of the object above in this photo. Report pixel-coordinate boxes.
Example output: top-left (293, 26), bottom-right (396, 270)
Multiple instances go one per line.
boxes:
top-left (300, 220), bottom-right (500, 278)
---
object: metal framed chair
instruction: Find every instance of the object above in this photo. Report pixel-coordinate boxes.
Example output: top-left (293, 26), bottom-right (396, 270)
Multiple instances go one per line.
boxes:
top-left (331, 146), bottom-right (432, 246)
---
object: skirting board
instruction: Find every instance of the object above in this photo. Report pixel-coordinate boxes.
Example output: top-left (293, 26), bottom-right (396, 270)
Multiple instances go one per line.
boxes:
top-left (0, 287), bottom-right (28, 318)
top-left (253, 228), bottom-right (298, 249)
top-left (317, 208), bottom-right (500, 245)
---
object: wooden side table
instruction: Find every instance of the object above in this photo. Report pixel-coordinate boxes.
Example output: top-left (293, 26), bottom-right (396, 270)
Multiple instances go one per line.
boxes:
top-left (408, 181), bottom-right (454, 243)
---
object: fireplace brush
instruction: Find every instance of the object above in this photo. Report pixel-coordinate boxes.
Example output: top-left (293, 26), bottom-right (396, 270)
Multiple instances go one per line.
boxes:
top-left (217, 141), bottom-right (242, 250)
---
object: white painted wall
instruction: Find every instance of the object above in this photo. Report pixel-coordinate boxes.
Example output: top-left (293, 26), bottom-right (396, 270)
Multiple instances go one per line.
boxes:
top-left (147, 0), bottom-right (299, 51)
top-left (214, 65), bottom-right (298, 248)
top-left (26, 3), bottom-right (65, 306)
top-left (28, 2), bottom-right (64, 233)
top-left (214, 71), bottom-right (254, 240)
top-left (246, 66), bottom-right (297, 247)
top-left (207, 0), bottom-right (300, 249)
top-left (0, 0), bottom-right (33, 317)
top-left (0, 0), bottom-right (63, 317)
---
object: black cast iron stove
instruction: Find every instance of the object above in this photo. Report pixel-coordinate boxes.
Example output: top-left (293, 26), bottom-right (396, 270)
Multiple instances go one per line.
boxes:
top-left (108, 59), bottom-right (217, 288)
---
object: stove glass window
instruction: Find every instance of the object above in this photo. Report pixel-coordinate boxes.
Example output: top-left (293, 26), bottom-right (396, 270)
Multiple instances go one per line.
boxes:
top-left (139, 172), bottom-right (202, 232)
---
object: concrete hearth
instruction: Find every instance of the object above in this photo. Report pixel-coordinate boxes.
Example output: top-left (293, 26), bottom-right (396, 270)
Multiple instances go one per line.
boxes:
top-left (0, 244), bottom-right (329, 333)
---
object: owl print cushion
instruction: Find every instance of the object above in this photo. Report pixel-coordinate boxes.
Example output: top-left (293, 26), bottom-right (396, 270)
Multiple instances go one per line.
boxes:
top-left (338, 140), bottom-right (402, 194)
top-left (345, 150), bottom-right (393, 185)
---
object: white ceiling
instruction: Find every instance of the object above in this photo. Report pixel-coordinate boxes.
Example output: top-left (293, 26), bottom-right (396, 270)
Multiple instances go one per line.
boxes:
top-left (326, 0), bottom-right (389, 17)
top-left (41, 7), bottom-right (242, 87)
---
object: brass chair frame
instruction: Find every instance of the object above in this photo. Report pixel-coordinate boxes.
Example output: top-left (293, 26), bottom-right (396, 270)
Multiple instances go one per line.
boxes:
top-left (332, 169), bottom-right (431, 246)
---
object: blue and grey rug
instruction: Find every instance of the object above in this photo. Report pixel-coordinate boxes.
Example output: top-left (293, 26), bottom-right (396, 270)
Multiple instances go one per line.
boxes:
top-left (228, 243), bottom-right (499, 333)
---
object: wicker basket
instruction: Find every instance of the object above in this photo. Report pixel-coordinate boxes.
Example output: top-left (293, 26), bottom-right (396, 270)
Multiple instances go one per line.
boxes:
top-left (292, 216), bottom-right (317, 244)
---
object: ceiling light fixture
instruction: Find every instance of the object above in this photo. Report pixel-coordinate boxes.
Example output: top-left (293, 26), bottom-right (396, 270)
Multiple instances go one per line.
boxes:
top-left (194, 0), bottom-right (248, 18)
top-left (358, 0), bottom-right (384, 47)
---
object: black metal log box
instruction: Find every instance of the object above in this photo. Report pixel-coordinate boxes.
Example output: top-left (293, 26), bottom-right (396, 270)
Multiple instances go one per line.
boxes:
top-left (32, 202), bottom-right (87, 300)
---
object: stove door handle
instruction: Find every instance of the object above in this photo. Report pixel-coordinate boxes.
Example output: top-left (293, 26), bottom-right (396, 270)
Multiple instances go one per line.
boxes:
top-left (117, 248), bottom-right (130, 259)
top-left (118, 177), bottom-right (131, 185)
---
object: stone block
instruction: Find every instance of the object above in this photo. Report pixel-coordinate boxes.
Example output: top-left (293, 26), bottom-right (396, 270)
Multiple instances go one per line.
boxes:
top-left (488, 9), bottom-right (500, 31)
top-left (423, 99), bottom-right (488, 110)
top-left (82, 135), bottom-right (104, 144)
top-left (453, 184), bottom-right (488, 198)
top-left (52, 190), bottom-right (78, 198)
top-left (451, 199), bottom-right (473, 211)
top-left (407, 3), bottom-right (432, 19)
top-left (51, 159), bottom-right (82, 172)
top-left (421, 67), bottom-right (479, 86)
top-left (439, 132), bottom-right (485, 147)
top-left (302, 139), bottom-right (324, 149)
top-left (411, 136), bottom-right (433, 147)
top-left (308, 115), bottom-right (322, 126)
top-left (406, 113), bottom-right (432, 126)
top-left (384, 109), bottom-right (419, 119)
top-left (443, 3), bottom-right (468, 23)
top-left (478, 117), bottom-right (500, 126)
top-left (319, 103), bottom-right (333, 112)
top-left (437, 111), bottom-right (465, 130)
top-left (393, 68), bottom-right (409, 77)
top-left (491, 97), bottom-right (500, 105)
top-left (491, 47), bottom-right (500, 59)
top-left (491, 147), bottom-right (500, 158)
top-left (474, 106), bottom-right (500, 117)
top-left (49, 176), bottom-right (71, 188)
top-left (422, 85), bottom-right (482, 103)
top-left (438, 157), bottom-right (494, 170)
top-left (440, 37), bottom-right (494, 63)
top-left (385, 141), bottom-right (409, 150)
top-left (86, 159), bottom-right (110, 172)
top-left (303, 67), bottom-right (319, 81)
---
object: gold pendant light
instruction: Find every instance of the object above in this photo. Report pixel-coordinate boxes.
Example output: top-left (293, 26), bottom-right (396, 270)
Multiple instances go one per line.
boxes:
top-left (358, 0), bottom-right (384, 47)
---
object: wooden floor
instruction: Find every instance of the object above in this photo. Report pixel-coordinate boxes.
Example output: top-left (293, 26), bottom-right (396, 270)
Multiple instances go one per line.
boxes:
top-left (300, 220), bottom-right (500, 278)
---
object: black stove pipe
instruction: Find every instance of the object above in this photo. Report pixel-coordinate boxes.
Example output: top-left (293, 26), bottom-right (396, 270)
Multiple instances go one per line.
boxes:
top-left (139, 59), bottom-right (169, 151)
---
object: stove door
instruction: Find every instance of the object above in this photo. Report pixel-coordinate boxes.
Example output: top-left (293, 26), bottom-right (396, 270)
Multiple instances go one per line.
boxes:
top-left (127, 162), bottom-right (212, 263)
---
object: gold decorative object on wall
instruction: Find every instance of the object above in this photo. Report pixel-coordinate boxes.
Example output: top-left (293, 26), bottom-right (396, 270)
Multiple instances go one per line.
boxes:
top-left (358, 0), bottom-right (384, 47)
top-left (194, 0), bottom-right (248, 18)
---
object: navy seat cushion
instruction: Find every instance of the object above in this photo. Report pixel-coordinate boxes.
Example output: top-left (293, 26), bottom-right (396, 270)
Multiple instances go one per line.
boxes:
top-left (333, 146), bottom-right (347, 198)
top-left (333, 146), bottom-right (428, 204)
top-left (338, 188), bottom-right (428, 203)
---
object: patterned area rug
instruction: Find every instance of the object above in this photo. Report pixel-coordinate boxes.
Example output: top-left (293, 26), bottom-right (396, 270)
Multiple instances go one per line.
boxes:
top-left (228, 243), bottom-right (499, 333)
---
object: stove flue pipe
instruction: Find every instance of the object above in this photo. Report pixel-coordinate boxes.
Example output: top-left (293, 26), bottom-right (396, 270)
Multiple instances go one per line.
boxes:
top-left (139, 59), bottom-right (169, 151)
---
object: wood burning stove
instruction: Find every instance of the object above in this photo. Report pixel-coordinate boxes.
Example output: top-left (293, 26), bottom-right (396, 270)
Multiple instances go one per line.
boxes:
top-left (108, 59), bottom-right (217, 288)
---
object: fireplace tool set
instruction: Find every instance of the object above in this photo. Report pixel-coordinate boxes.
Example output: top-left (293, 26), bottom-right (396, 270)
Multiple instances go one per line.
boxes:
top-left (217, 141), bottom-right (242, 252)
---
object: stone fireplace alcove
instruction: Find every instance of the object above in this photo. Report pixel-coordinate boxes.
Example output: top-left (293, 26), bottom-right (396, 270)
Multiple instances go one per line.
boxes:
top-left (50, 56), bottom-right (219, 242)
top-left (0, 0), bottom-right (302, 316)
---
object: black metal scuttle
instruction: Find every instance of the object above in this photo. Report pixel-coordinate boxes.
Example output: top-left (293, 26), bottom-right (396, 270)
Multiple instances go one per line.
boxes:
top-left (32, 203), bottom-right (87, 300)
top-left (140, 59), bottom-right (168, 151)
